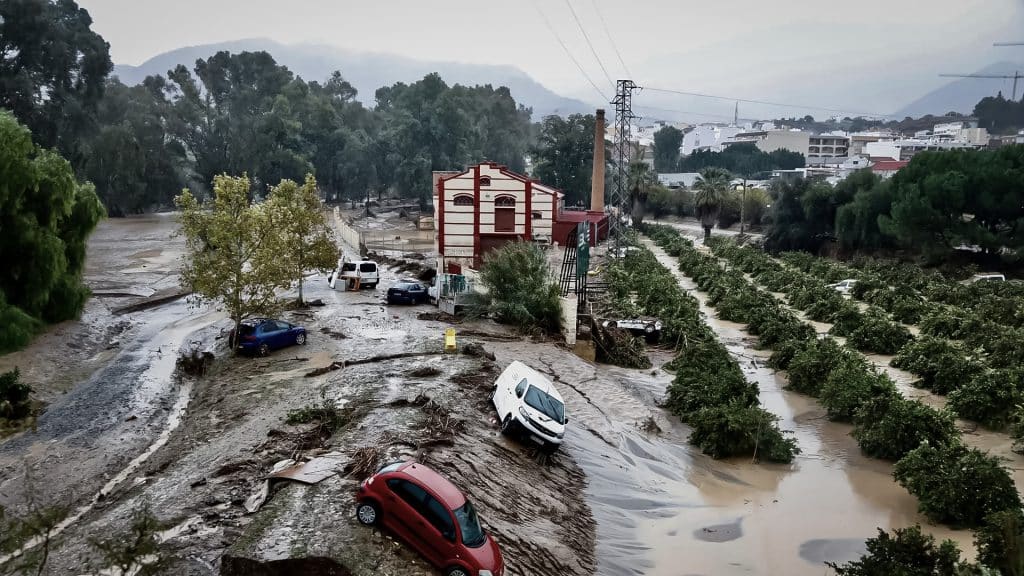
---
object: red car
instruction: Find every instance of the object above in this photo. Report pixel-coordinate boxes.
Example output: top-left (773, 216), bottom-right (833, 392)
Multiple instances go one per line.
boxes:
top-left (355, 461), bottom-right (505, 576)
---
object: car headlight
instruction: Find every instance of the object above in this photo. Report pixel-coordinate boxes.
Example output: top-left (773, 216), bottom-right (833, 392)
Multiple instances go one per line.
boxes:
top-left (518, 406), bottom-right (529, 419)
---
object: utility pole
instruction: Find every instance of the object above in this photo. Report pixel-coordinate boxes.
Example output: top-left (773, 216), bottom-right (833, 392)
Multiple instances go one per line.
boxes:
top-left (734, 101), bottom-right (739, 126)
top-left (611, 79), bottom-right (638, 251)
top-left (739, 177), bottom-right (747, 236)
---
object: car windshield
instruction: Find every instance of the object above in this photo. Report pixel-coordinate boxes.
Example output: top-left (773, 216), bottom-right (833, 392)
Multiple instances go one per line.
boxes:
top-left (453, 501), bottom-right (486, 548)
top-left (524, 385), bottom-right (565, 424)
top-left (238, 324), bottom-right (256, 335)
top-left (341, 263), bottom-right (356, 272)
top-left (377, 461), bottom-right (405, 474)
top-left (394, 283), bottom-right (416, 290)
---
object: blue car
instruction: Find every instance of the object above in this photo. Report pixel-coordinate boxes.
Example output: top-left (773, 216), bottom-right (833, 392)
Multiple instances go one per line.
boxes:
top-left (234, 318), bottom-right (307, 356)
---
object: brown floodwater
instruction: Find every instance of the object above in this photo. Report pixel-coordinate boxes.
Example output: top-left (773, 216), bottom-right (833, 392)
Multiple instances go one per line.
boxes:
top-left (518, 237), bottom-right (989, 576)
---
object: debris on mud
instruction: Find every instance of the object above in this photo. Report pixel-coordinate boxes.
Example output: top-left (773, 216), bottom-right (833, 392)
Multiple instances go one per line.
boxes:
top-left (592, 321), bottom-right (652, 369)
top-left (417, 311), bottom-right (461, 323)
top-left (304, 351), bottom-right (446, 377)
top-left (344, 447), bottom-right (382, 480)
top-left (639, 416), bottom-right (663, 435)
top-left (461, 342), bottom-right (496, 360)
top-left (405, 366), bottom-right (442, 378)
top-left (177, 345), bottom-right (214, 376)
top-left (318, 327), bottom-right (347, 340)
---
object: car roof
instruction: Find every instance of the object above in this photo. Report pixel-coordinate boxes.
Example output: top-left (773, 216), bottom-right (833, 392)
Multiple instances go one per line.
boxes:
top-left (395, 462), bottom-right (466, 509)
top-left (502, 361), bottom-right (563, 402)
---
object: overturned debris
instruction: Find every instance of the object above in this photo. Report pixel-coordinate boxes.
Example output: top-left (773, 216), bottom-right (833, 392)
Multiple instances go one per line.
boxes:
top-left (304, 351), bottom-right (446, 377)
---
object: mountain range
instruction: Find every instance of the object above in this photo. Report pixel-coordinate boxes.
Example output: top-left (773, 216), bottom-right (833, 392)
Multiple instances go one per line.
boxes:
top-left (895, 61), bottom-right (1024, 118)
top-left (114, 38), bottom-right (1022, 123)
top-left (112, 38), bottom-right (592, 119)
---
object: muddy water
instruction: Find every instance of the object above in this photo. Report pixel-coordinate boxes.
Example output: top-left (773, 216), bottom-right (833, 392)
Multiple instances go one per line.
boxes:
top-left (525, 237), bottom-right (979, 575)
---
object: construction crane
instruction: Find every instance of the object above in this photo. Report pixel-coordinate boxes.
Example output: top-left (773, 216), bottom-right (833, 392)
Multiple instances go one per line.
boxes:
top-left (939, 71), bottom-right (1022, 100)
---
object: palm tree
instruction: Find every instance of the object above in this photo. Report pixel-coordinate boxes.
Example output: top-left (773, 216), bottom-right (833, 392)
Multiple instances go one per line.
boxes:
top-left (693, 167), bottom-right (732, 242)
top-left (628, 146), bottom-right (654, 228)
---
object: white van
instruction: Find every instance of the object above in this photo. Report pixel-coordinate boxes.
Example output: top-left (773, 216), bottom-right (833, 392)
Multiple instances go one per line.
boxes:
top-left (828, 279), bottom-right (858, 295)
top-left (329, 258), bottom-right (379, 289)
top-left (968, 273), bottom-right (1005, 284)
top-left (492, 361), bottom-right (567, 451)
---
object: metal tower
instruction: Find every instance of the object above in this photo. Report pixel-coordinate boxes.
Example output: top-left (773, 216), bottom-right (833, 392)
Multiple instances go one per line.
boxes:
top-left (610, 79), bottom-right (637, 250)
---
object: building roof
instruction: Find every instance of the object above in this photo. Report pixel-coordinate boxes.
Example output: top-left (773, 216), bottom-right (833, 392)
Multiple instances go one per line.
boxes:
top-left (658, 173), bottom-right (701, 188)
top-left (435, 162), bottom-right (563, 198)
top-left (872, 160), bottom-right (909, 172)
top-left (558, 210), bottom-right (609, 223)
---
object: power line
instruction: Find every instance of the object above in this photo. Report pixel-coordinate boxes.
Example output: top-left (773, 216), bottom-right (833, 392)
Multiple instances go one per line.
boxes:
top-left (531, 0), bottom-right (609, 102)
top-left (642, 86), bottom-right (896, 118)
top-left (562, 0), bottom-right (616, 91)
top-left (589, 0), bottom-right (632, 79)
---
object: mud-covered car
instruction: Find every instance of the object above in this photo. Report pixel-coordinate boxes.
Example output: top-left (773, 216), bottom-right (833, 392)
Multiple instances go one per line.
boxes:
top-left (601, 318), bottom-right (662, 343)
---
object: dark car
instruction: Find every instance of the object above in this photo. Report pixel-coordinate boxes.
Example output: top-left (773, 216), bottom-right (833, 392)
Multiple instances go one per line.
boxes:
top-left (602, 317), bottom-right (663, 343)
top-left (233, 318), bottom-right (306, 356)
top-left (387, 280), bottom-right (428, 305)
top-left (356, 461), bottom-right (504, 576)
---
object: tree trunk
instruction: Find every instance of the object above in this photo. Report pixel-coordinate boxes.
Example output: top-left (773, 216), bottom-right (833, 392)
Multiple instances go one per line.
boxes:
top-left (298, 276), bottom-right (304, 304)
top-left (231, 317), bottom-right (242, 355)
top-left (703, 226), bottom-right (712, 243)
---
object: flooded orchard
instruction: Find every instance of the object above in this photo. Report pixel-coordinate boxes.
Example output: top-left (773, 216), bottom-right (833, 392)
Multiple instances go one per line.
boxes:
top-left (0, 216), bottom-right (999, 575)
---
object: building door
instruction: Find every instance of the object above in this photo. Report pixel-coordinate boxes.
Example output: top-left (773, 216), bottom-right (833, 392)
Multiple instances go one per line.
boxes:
top-left (494, 195), bottom-right (516, 232)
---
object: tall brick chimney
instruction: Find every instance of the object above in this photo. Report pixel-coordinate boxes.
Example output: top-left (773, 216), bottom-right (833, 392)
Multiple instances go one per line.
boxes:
top-left (591, 109), bottom-right (605, 212)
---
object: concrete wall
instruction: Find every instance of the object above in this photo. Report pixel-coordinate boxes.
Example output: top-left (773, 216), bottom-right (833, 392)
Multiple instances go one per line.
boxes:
top-left (332, 208), bottom-right (364, 255)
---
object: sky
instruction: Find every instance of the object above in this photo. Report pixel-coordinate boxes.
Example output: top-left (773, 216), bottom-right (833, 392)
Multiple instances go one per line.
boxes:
top-left (78, 0), bottom-right (1024, 117)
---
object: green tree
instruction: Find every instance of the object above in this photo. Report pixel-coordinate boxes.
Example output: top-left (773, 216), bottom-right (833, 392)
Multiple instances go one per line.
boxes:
top-left (628, 149), bottom-right (654, 228)
top-left (531, 113), bottom-right (599, 207)
top-left (826, 526), bottom-right (965, 576)
top-left (89, 504), bottom-right (166, 575)
top-left (476, 242), bottom-right (562, 333)
top-left (694, 167), bottom-right (732, 241)
top-left (881, 147), bottom-right (1024, 260)
top-left (652, 125), bottom-right (683, 172)
top-left (0, 111), bottom-right (104, 353)
top-left (679, 142), bottom-right (804, 173)
top-left (266, 175), bottom-right (338, 304)
top-left (176, 175), bottom-right (290, 349)
top-left (0, 0), bottom-right (113, 164)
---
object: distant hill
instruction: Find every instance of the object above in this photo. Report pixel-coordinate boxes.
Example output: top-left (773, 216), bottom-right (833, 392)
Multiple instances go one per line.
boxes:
top-left (895, 61), bottom-right (1024, 118)
top-left (113, 38), bottom-right (591, 119)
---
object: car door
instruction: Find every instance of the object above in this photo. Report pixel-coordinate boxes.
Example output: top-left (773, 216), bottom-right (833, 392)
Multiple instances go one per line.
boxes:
top-left (420, 492), bottom-right (460, 566)
top-left (266, 321), bottom-right (287, 349)
top-left (383, 479), bottom-right (439, 564)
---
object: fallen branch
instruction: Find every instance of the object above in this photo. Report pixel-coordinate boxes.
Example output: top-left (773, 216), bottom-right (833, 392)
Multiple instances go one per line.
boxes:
top-left (304, 351), bottom-right (446, 377)
top-left (112, 290), bottom-right (192, 315)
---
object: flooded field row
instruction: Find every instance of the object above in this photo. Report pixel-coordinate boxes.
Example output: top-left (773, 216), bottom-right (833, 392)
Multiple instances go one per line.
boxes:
top-left (636, 236), bottom-right (981, 570)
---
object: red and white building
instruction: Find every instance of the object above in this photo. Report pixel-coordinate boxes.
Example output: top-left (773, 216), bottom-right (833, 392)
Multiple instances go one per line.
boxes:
top-left (433, 162), bottom-right (608, 272)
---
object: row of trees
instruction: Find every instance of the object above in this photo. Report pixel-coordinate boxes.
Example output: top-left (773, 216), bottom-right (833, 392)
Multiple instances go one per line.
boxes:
top-left (177, 174), bottom-right (337, 345)
top-left (764, 146), bottom-right (1024, 263)
top-left (1, 1), bottom-right (536, 215)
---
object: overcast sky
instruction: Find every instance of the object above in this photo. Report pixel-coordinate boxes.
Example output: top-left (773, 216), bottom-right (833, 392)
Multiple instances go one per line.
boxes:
top-left (79, 0), bottom-right (1024, 116)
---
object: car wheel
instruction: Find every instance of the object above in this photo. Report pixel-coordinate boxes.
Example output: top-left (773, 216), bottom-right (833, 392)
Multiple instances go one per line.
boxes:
top-left (445, 567), bottom-right (470, 576)
top-left (356, 501), bottom-right (380, 526)
top-left (295, 332), bottom-right (306, 345)
top-left (258, 343), bottom-right (270, 357)
top-left (500, 414), bottom-right (515, 435)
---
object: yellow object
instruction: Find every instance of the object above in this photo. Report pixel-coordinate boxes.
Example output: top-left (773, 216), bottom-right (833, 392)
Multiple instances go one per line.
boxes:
top-left (444, 328), bottom-right (457, 351)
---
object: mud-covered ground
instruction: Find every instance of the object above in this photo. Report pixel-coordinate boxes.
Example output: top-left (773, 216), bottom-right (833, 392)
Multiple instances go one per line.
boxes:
top-left (6, 216), bottom-right (995, 576)
top-left (0, 216), bottom-right (596, 575)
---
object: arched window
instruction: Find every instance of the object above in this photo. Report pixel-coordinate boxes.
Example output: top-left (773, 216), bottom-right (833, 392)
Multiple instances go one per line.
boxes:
top-left (479, 176), bottom-right (492, 186)
top-left (532, 211), bottom-right (543, 220)
top-left (453, 194), bottom-right (474, 206)
top-left (495, 195), bottom-right (516, 207)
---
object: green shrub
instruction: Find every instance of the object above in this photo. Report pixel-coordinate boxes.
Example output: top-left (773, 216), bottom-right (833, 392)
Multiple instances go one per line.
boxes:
top-left (0, 298), bottom-right (42, 355)
top-left (687, 401), bottom-right (799, 463)
top-left (665, 342), bottom-right (758, 418)
top-left (974, 510), bottom-right (1024, 576)
top-left (982, 328), bottom-right (1024, 370)
top-left (767, 338), bottom-right (807, 371)
top-left (826, 526), bottom-right (964, 576)
top-left (805, 294), bottom-right (846, 323)
top-left (478, 241), bottom-right (563, 333)
top-left (892, 336), bottom-right (986, 395)
top-left (746, 305), bottom-right (816, 349)
top-left (853, 396), bottom-right (958, 461)
top-left (948, 370), bottom-right (1024, 429)
top-left (890, 296), bottom-right (927, 325)
top-left (829, 303), bottom-right (864, 337)
top-left (846, 310), bottom-right (913, 355)
top-left (920, 309), bottom-right (971, 339)
top-left (785, 337), bottom-right (848, 397)
top-left (894, 442), bottom-right (1021, 527)
top-left (0, 369), bottom-right (32, 420)
top-left (820, 360), bottom-right (898, 422)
